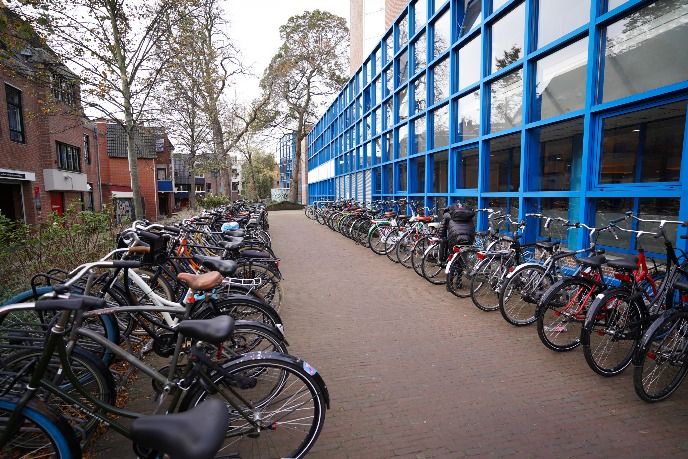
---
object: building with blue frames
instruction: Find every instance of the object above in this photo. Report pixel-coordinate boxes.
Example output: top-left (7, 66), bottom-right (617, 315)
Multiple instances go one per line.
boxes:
top-left (306, 0), bottom-right (688, 256)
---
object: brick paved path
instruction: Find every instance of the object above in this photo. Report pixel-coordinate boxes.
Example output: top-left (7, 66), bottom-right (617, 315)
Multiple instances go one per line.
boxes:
top-left (92, 209), bottom-right (688, 458)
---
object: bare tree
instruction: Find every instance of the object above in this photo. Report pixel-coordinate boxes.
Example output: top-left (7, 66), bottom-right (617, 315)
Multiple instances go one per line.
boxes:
top-left (261, 10), bottom-right (349, 203)
top-left (6, 0), bottom-right (196, 219)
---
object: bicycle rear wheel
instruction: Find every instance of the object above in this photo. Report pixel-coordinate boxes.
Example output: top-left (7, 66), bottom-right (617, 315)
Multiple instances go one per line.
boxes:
top-left (582, 288), bottom-right (643, 376)
top-left (180, 355), bottom-right (327, 459)
top-left (446, 248), bottom-right (478, 298)
top-left (499, 265), bottom-right (552, 326)
top-left (633, 311), bottom-right (688, 402)
top-left (470, 256), bottom-right (506, 312)
top-left (421, 243), bottom-right (446, 285)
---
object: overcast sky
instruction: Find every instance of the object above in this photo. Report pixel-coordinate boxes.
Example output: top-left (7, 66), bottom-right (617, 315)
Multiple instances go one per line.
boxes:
top-left (224, 0), bottom-right (350, 105)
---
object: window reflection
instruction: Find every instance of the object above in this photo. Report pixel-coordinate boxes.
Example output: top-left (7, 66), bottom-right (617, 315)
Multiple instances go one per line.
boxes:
top-left (384, 131), bottom-right (393, 162)
top-left (460, 0), bottom-right (482, 37)
top-left (414, 33), bottom-right (427, 74)
top-left (532, 118), bottom-right (584, 191)
top-left (413, 156), bottom-right (426, 192)
top-left (433, 8), bottom-right (451, 58)
top-left (397, 87), bottom-right (409, 122)
top-left (385, 164), bottom-right (393, 193)
top-left (490, 68), bottom-right (523, 133)
top-left (398, 50), bottom-right (409, 87)
top-left (414, 0), bottom-right (427, 32)
top-left (375, 167), bottom-right (382, 194)
top-left (414, 75), bottom-right (426, 114)
top-left (458, 35), bottom-right (481, 90)
top-left (432, 56), bottom-right (450, 103)
top-left (398, 161), bottom-right (408, 191)
top-left (537, 0), bottom-right (590, 48)
top-left (489, 197), bottom-right (519, 229)
top-left (433, 150), bottom-right (449, 192)
top-left (457, 89), bottom-right (481, 141)
top-left (599, 101), bottom-right (686, 184)
top-left (414, 115), bottom-right (427, 154)
top-left (457, 147), bottom-right (479, 189)
top-left (601, 0), bottom-right (688, 103)
top-left (433, 104), bottom-right (450, 149)
top-left (385, 100), bottom-right (393, 129)
top-left (398, 124), bottom-right (409, 158)
top-left (607, 0), bottom-right (629, 13)
top-left (488, 133), bottom-right (521, 192)
top-left (490, 2), bottom-right (525, 73)
top-left (492, 0), bottom-right (509, 13)
top-left (374, 138), bottom-right (382, 164)
top-left (398, 14), bottom-right (409, 50)
top-left (533, 38), bottom-right (588, 121)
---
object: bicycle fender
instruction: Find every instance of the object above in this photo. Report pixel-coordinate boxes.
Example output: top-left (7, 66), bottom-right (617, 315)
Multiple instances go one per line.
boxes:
top-left (632, 309), bottom-right (688, 366)
top-left (445, 253), bottom-right (458, 275)
top-left (581, 287), bottom-right (632, 345)
top-left (505, 263), bottom-right (543, 280)
top-left (225, 351), bottom-right (330, 409)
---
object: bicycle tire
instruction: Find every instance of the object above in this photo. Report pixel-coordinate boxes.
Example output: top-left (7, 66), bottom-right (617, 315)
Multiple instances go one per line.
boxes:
top-left (0, 396), bottom-right (82, 459)
top-left (1, 346), bottom-right (116, 444)
top-left (179, 354), bottom-right (327, 459)
top-left (470, 256), bottom-right (507, 312)
top-left (385, 228), bottom-right (404, 263)
top-left (633, 311), bottom-right (688, 402)
top-left (582, 287), bottom-right (644, 376)
top-left (196, 296), bottom-right (285, 333)
top-left (368, 223), bottom-right (391, 255)
top-left (537, 277), bottom-right (597, 352)
top-left (446, 248), bottom-right (479, 298)
top-left (411, 235), bottom-right (432, 277)
top-left (232, 264), bottom-right (284, 312)
top-left (499, 265), bottom-right (553, 326)
top-left (421, 243), bottom-right (446, 285)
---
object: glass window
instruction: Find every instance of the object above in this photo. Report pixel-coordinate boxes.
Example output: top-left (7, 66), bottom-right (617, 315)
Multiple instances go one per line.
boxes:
top-left (364, 115), bottom-right (371, 140)
top-left (375, 167), bottom-right (382, 194)
top-left (433, 8), bottom-right (451, 58)
top-left (384, 35), bottom-right (393, 64)
top-left (490, 2), bottom-right (525, 74)
top-left (385, 164), bottom-right (394, 193)
top-left (374, 108), bottom-right (381, 134)
top-left (533, 37), bottom-right (588, 122)
top-left (413, 75), bottom-right (426, 114)
top-left (413, 156), bottom-right (426, 192)
top-left (385, 99), bottom-right (393, 128)
top-left (457, 89), bottom-right (481, 142)
top-left (457, 147), bottom-right (479, 189)
top-left (414, 115), bottom-right (427, 154)
top-left (57, 142), bottom-right (81, 172)
top-left (375, 78), bottom-right (382, 104)
top-left (414, 0), bottom-right (427, 32)
top-left (385, 67), bottom-right (393, 96)
top-left (489, 197), bottom-right (519, 224)
top-left (599, 101), bottom-right (686, 184)
top-left (6, 84), bottom-right (25, 143)
top-left (398, 161), bottom-right (408, 191)
top-left (397, 50), bottom-right (409, 87)
top-left (397, 87), bottom-right (409, 122)
top-left (432, 56), bottom-right (450, 103)
top-left (413, 33), bottom-right (427, 74)
top-left (384, 131), bottom-right (393, 162)
top-left (433, 103), bottom-right (450, 149)
top-left (460, 0), bottom-right (482, 37)
top-left (607, 0), bottom-right (629, 13)
top-left (365, 142), bottom-right (372, 167)
top-left (433, 150), bottom-right (449, 192)
top-left (398, 124), bottom-right (409, 158)
top-left (375, 138), bottom-right (382, 164)
top-left (492, 0), bottom-right (509, 13)
top-left (83, 134), bottom-right (91, 165)
top-left (398, 13), bottom-right (409, 50)
top-left (538, 0), bottom-right (590, 48)
top-left (458, 35), bottom-right (481, 90)
top-left (488, 133), bottom-right (521, 192)
top-left (601, 1), bottom-right (688, 103)
top-left (490, 68), bottom-right (523, 133)
top-left (532, 118), bottom-right (584, 191)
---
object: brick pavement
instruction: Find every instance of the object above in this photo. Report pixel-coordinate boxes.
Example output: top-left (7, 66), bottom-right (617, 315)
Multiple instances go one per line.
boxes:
top-left (92, 209), bottom-right (688, 458)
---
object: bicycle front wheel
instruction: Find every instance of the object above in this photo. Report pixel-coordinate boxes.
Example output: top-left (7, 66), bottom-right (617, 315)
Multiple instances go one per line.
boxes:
top-left (180, 355), bottom-right (327, 459)
top-left (0, 397), bottom-right (82, 459)
top-left (499, 265), bottom-right (552, 326)
top-left (633, 311), bottom-right (688, 402)
top-left (582, 288), bottom-right (643, 376)
top-left (446, 248), bottom-right (478, 298)
top-left (537, 277), bottom-right (597, 351)
top-left (470, 256), bottom-right (506, 312)
top-left (421, 243), bottom-right (446, 285)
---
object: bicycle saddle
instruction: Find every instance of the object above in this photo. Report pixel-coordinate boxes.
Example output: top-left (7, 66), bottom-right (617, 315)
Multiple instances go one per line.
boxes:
top-left (177, 271), bottom-right (223, 291)
top-left (130, 399), bottom-right (231, 459)
top-left (577, 255), bottom-right (607, 269)
top-left (177, 314), bottom-right (235, 344)
top-left (606, 256), bottom-right (639, 272)
top-left (192, 255), bottom-right (238, 277)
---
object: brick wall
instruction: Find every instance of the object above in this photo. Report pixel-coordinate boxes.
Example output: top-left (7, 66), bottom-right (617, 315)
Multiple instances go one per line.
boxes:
top-left (384, 0), bottom-right (408, 30)
top-left (350, 0), bottom-right (364, 76)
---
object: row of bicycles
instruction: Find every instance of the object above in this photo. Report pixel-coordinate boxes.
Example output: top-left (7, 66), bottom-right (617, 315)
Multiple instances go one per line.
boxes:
top-left (0, 201), bottom-right (328, 458)
top-left (306, 199), bottom-right (688, 403)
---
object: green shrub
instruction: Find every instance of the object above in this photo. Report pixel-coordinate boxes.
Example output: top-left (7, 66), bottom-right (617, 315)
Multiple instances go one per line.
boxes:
top-left (197, 194), bottom-right (231, 209)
